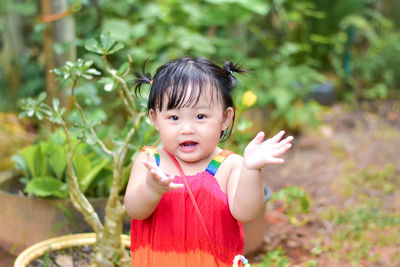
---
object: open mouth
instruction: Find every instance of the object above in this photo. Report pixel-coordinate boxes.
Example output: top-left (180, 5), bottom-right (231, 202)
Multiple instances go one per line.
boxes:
top-left (179, 141), bottom-right (198, 152)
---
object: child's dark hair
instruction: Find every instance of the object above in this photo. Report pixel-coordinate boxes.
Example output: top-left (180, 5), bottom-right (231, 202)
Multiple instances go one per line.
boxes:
top-left (134, 57), bottom-right (245, 141)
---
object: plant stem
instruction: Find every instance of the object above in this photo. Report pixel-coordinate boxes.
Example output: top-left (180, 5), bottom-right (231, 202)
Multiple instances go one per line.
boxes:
top-left (70, 79), bottom-right (113, 156)
top-left (62, 120), bottom-right (104, 234)
top-left (103, 56), bottom-right (136, 116)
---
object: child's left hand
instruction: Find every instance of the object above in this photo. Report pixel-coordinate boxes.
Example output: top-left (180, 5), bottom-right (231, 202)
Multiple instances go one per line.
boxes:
top-left (243, 130), bottom-right (293, 170)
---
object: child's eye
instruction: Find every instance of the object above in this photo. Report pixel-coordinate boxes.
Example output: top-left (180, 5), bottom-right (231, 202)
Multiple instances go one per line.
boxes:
top-left (169, 115), bottom-right (179, 121)
top-left (196, 114), bottom-right (206, 120)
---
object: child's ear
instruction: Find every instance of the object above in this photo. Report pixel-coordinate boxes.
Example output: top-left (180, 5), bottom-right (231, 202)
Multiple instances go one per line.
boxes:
top-left (149, 109), bottom-right (160, 131)
top-left (222, 107), bottom-right (234, 130)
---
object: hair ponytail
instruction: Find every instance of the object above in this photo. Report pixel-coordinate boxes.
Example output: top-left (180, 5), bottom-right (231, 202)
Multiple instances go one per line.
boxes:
top-left (223, 61), bottom-right (246, 89)
top-left (223, 61), bottom-right (245, 74)
top-left (133, 59), bottom-right (153, 96)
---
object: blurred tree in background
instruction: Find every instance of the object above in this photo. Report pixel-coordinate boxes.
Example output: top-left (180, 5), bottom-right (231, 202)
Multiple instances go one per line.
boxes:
top-left (1, 0), bottom-right (399, 131)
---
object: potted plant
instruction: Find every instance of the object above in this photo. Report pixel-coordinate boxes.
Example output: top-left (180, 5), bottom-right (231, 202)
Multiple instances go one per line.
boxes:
top-left (15, 32), bottom-right (157, 266)
top-left (0, 129), bottom-right (132, 256)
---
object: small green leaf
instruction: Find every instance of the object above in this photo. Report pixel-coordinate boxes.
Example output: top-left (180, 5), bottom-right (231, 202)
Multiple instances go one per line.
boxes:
top-left (79, 159), bottom-right (110, 193)
top-left (19, 145), bottom-right (48, 178)
top-left (86, 68), bottom-right (101, 75)
top-left (52, 98), bottom-right (60, 112)
top-left (48, 146), bottom-right (67, 179)
top-left (37, 92), bottom-right (47, 102)
top-left (100, 31), bottom-right (115, 51)
top-left (85, 39), bottom-right (103, 54)
top-left (108, 42), bottom-right (125, 55)
top-left (25, 176), bottom-right (68, 198)
top-left (72, 154), bottom-right (91, 187)
top-left (12, 154), bottom-right (30, 178)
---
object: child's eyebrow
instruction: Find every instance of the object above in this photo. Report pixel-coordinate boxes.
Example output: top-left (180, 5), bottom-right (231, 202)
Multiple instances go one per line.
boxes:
top-left (192, 104), bottom-right (212, 109)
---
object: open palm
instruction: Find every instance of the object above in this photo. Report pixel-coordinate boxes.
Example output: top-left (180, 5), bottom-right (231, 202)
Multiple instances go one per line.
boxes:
top-left (244, 131), bottom-right (293, 170)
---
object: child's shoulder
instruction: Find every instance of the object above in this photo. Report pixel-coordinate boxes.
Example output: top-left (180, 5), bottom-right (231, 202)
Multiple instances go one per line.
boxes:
top-left (219, 149), bottom-right (243, 170)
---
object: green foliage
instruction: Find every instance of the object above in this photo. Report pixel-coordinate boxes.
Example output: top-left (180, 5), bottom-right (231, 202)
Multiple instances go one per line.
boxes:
top-left (19, 92), bottom-right (52, 121)
top-left (352, 32), bottom-right (400, 99)
top-left (12, 131), bottom-right (111, 198)
top-left (321, 163), bottom-right (400, 265)
top-left (322, 203), bottom-right (400, 264)
top-left (3, 0), bottom-right (347, 131)
top-left (253, 248), bottom-right (290, 267)
top-left (52, 59), bottom-right (101, 81)
top-left (251, 62), bottom-right (326, 131)
top-left (334, 163), bottom-right (398, 201)
top-left (270, 186), bottom-right (312, 226)
top-left (16, 32), bottom-right (158, 203)
top-left (2, 0), bottom-right (399, 119)
top-left (85, 32), bottom-right (125, 55)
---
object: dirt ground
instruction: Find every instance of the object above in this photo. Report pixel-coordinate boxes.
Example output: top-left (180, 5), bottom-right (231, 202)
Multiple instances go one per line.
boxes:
top-left (2, 100), bottom-right (399, 267)
top-left (256, 100), bottom-right (400, 266)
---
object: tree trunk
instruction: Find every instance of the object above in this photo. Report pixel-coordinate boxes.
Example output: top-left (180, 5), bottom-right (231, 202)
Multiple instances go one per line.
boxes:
top-left (52, 0), bottom-right (76, 108)
top-left (41, 0), bottom-right (58, 103)
top-left (1, 9), bottom-right (24, 109)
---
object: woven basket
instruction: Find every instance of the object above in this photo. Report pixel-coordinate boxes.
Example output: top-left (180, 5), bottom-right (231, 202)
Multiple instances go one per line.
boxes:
top-left (14, 233), bottom-right (130, 267)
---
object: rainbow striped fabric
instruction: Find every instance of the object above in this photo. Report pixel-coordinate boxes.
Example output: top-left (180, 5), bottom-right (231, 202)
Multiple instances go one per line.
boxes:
top-left (205, 150), bottom-right (234, 176)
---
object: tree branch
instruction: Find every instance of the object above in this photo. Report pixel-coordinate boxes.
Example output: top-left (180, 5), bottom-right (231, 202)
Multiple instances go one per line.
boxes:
top-left (62, 120), bottom-right (104, 234)
top-left (103, 56), bottom-right (136, 116)
top-left (70, 79), bottom-right (113, 156)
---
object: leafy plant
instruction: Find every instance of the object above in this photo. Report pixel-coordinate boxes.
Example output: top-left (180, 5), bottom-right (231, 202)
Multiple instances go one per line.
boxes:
top-left (19, 32), bottom-right (158, 267)
top-left (352, 32), bottom-right (400, 99)
top-left (12, 130), bottom-right (111, 198)
top-left (252, 62), bottom-right (326, 132)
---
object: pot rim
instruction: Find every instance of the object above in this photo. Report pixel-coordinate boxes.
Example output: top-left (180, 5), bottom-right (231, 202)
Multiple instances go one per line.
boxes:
top-left (14, 233), bottom-right (130, 267)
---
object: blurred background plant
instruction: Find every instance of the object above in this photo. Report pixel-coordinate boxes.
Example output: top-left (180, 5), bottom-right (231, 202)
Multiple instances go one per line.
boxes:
top-left (2, 0), bottom-right (399, 119)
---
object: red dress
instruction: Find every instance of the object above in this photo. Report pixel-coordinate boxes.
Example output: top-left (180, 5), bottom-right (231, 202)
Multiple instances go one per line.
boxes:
top-left (130, 147), bottom-right (244, 267)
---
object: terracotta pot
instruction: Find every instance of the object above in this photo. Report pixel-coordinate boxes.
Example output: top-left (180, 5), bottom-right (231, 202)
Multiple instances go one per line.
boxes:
top-left (0, 171), bottom-right (130, 255)
top-left (14, 233), bottom-right (130, 267)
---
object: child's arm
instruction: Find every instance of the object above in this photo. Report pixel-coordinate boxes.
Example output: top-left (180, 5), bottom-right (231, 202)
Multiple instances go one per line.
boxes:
top-left (227, 131), bottom-right (293, 223)
top-left (124, 150), bottom-right (184, 220)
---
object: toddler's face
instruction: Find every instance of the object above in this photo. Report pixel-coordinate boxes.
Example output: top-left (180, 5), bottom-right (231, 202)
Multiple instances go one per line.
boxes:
top-left (149, 86), bottom-right (233, 164)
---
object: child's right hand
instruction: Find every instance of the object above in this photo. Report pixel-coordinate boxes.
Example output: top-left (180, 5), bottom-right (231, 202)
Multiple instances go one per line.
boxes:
top-left (142, 150), bottom-right (184, 195)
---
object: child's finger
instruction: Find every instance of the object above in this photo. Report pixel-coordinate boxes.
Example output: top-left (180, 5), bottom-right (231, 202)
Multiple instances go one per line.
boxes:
top-left (146, 149), bottom-right (157, 164)
top-left (275, 135), bottom-right (294, 148)
top-left (143, 160), bottom-right (167, 182)
top-left (169, 182), bottom-right (184, 190)
top-left (273, 143), bottom-right (292, 156)
top-left (267, 157), bottom-right (285, 164)
top-left (250, 131), bottom-right (265, 145)
top-left (143, 160), bottom-right (158, 173)
top-left (160, 175), bottom-right (184, 190)
top-left (159, 174), bottom-right (175, 185)
top-left (270, 130), bottom-right (286, 143)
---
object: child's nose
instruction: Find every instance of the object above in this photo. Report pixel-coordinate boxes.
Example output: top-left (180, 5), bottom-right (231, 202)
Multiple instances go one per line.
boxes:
top-left (181, 122), bottom-right (195, 134)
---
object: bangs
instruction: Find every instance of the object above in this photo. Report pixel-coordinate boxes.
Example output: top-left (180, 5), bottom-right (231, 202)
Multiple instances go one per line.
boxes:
top-left (151, 64), bottom-right (220, 111)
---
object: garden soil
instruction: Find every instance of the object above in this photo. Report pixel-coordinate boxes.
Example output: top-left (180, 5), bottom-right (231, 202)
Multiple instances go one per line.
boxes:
top-left (255, 100), bottom-right (400, 266)
top-left (1, 100), bottom-right (399, 267)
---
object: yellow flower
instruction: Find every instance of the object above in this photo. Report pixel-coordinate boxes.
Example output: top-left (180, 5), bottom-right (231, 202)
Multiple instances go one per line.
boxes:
top-left (242, 90), bottom-right (257, 107)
